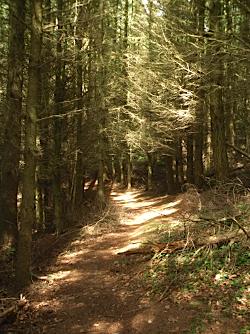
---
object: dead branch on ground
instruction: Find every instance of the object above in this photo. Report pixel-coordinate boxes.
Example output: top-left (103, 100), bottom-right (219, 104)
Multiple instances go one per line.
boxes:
top-left (118, 228), bottom-right (249, 256)
top-left (0, 298), bottom-right (27, 325)
top-left (227, 142), bottom-right (250, 160)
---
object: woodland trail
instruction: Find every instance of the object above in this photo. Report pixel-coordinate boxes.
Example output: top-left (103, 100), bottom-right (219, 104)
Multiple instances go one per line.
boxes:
top-left (16, 188), bottom-right (240, 334)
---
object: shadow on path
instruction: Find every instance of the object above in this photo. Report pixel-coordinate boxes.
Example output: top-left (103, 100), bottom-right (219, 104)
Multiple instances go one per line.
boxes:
top-left (5, 187), bottom-right (239, 334)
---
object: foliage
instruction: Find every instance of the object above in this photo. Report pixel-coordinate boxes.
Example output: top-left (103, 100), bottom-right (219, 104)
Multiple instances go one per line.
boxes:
top-left (140, 186), bottom-right (250, 329)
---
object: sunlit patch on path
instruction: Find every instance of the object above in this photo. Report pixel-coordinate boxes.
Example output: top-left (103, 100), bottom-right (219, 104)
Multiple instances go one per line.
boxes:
top-left (25, 187), bottom-right (191, 334)
top-left (111, 188), bottom-right (182, 254)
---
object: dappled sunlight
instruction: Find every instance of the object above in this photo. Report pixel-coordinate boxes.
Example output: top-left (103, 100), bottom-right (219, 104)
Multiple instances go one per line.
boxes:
top-left (89, 320), bottom-right (124, 334)
top-left (120, 199), bottom-right (159, 209)
top-left (111, 189), bottom-right (184, 254)
top-left (130, 217), bottom-right (182, 241)
top-left (115, 241), bottom-right (144, 254)
top-left (131, 312), bottom-right (156, 332)
top-left (112, 190), bottom-right (161, 209)
top-left (47, 269), bottom-right (83, 284)
top-left (123, 207), bottom-right (178, 226)
top-left (32, 298), bottom-right (63, 313)
top-left (17, 187), bottom-right (248, 334)
top-left (59, 249), bottom-right (87, 263)
top-left (111, 190), bottom-right (140, 202)
top-left (48, 269), bottom-right (72, 281)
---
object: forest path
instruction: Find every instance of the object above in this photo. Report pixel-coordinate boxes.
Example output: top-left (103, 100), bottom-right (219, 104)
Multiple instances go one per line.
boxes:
top-left (25, 188), bottom-right (199, 334)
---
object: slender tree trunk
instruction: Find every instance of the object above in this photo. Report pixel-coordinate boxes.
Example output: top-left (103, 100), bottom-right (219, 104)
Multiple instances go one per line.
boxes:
top-left (204, 100), bottom-right (212, 172)
top-left (74, 10), bottom-right (84, 209)
top-left (146, 152), bottom-right (153, 191)
top-left (166, 155), bottom-right (176, 194)
top-left (209, 0), bottom-right (228, 180)
top-left (118, 155), bottom-right (124, 185)
top-left (39, 0), bottom-right (52, 232)
top-left (16, 0), bottom-right (42, 290)
top-left (193, 0), bottom-right (205, 188)
top-left (175, 139), bottom-right (184, 186)
top-left (186, 134), bottom-right (194, 183)
top-left (127, 149), bottom-right (132, 190)
top-left (93, 0), bottom-right (107, 206)
top-left (53, 0), bottom-right (65, 233)
top-left (0, 0), bottom-right (25, 247)
top-left (97, 148), bottom-right (105, 205)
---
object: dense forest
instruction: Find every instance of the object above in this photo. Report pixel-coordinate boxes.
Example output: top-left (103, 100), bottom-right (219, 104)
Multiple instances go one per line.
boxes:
top-left (0, 0), bottom-right (249, 332)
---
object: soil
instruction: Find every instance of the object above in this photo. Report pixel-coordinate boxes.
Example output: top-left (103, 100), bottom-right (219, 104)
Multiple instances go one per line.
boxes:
top-left (1, 188), bottom-right (246, 334)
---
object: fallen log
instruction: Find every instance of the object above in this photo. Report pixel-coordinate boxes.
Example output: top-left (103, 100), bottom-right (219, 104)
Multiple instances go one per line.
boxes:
top-left (118, 229), bottom-right (249, 256)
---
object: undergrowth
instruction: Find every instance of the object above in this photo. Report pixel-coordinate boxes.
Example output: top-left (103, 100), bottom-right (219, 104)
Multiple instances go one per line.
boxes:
top-left (143, 182), bottom-right (250, 332)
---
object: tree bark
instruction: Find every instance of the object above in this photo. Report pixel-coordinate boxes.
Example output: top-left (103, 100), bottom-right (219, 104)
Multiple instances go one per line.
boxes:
top-left (165, 155), bottom-right (176, 194)
top-left (127, 149), bottom-right (132, 190)
top-left (209, 0), bottom-right (229, 180)
top-left (53, 0), bottom-right (65, 233)
top-left (16, 0), bottom-right (42, 290)
top-left (186, 134), bottom-right (194, 183)
top-left (0, 0), bottom-right (25, 247)
top-left (74, 5), bottom-right (85, 209)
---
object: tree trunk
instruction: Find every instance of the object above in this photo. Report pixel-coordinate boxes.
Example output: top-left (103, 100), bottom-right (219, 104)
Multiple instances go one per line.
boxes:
top-left (0, 0), bottom-right (25, 247)
top-left (146, 152), bottom-right (153, 191)
top-left (165, 155), bottom-right (176, 194)
top-left (127, 149), bottom-right (132, 190)
top-left (53, 0), bottom-right (65, 233)
top-left (175, 139), bottom-right (184, 187)
top-left (186, 134), bottom-right (194, 183)
top-left (193, 0), bottom-right (205, 188)
top-left (16, 0), bottom-right (42, 290)
top-left (209, 0), bottom-right (228, 180)
top-left (74, 3), bottom-right (85, 209)
top-left (39, 0), bottom-right (53, 232)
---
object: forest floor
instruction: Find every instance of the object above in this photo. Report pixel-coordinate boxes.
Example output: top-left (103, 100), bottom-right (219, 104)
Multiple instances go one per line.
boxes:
top-left (1, 186), bottom-right (250, 334)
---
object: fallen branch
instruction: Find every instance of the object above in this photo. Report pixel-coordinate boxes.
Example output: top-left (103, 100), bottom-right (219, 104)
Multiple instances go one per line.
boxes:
top-left (31, 272), bottom-right (52, 282)
top-left (0, 305), bottom-right (16, 325)
top-left (0, 298), bottom-right (28, 325)
top-left (227, 142), bottom-right (250, 160)
top-left (196, 229), bottom-right (248, 247)
top-left (199, 215), bottom-right (249, 239)
top-left (118, 229), bottom-right (250, 256)
top-left (229, 217), bottom-right (250, 239)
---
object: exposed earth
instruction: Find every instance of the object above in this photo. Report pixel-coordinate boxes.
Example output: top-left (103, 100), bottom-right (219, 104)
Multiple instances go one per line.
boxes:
top-left (1, 187), bottom-right (249, 333)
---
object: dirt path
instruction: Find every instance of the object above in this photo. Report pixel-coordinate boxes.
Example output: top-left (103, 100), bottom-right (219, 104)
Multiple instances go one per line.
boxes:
top-left (13, 188), bottom-right (238, 334)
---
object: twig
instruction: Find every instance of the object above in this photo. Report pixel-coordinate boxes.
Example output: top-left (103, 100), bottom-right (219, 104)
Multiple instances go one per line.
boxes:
top-left (31, 272), bottom-right (52, 282)
top-left (0, 298), bottom-right (16, 301)
top-left (0, 305), bottom-right (16, 325)
top-left (157, 277), bottom-right (177, 302)
top-left (95, 206), bottom-right (111, 224)
top-left (226, 142), bottom-right (250, 160)
top-left (229, 217), bottom-right (250, 239)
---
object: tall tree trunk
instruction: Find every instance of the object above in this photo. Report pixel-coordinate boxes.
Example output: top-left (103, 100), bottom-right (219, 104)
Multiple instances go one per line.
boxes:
top-left (175, 139), bottom-right (184, 187)
top-left (74, 4), bottom-right (85, 209)
top-left (0, 0), bottom-right (25, 247)
top-left (127, 149), bottom-right (132, 190)
top-left (166, 155), bottom-right (176, 195)
top-left (193, 0), bottom-right (205, 188)
top-left (209, 0), bottom-right (228, 180)
top-left (39, 0), bottom-right (53, 231)
top-left (53, 0), bottom-right (65, 233)
top-left (16, 0), bottom-right (42, 290)
top-left (146, 152), bottom-right (153, 191)
top-left (186, 134), bottom-right (194, 183)
top-left (92, 0), bottom-right (107, 206)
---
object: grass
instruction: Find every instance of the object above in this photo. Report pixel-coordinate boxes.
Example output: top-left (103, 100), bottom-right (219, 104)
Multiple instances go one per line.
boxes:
top-left (139, 188), bottom-right (250, 333)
